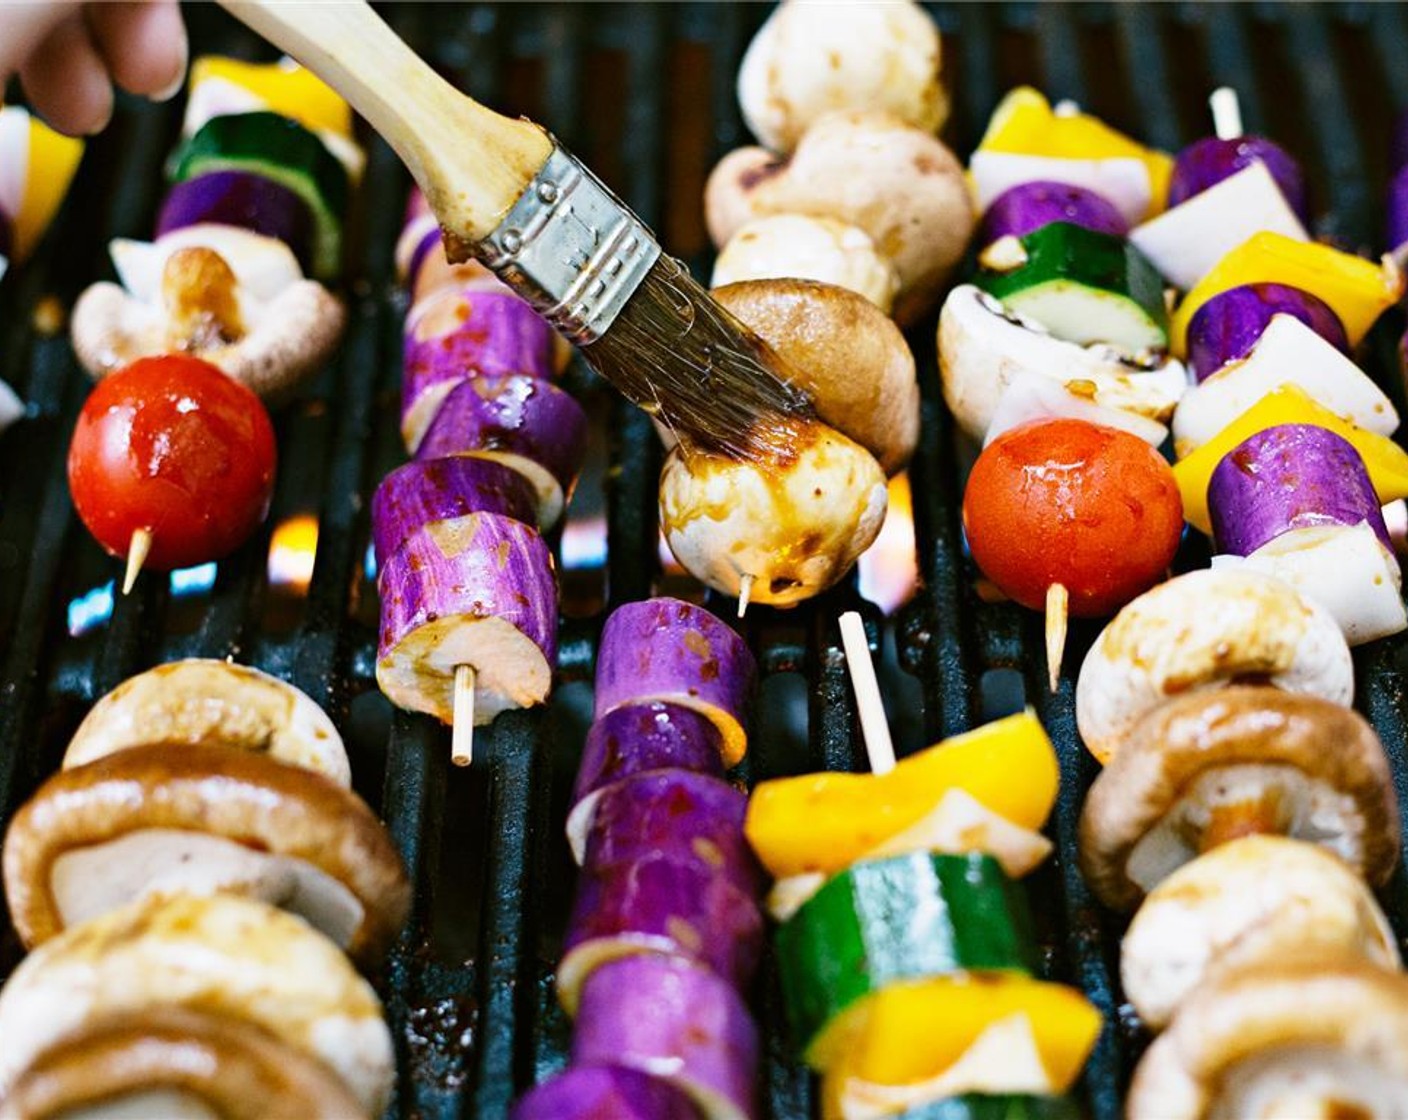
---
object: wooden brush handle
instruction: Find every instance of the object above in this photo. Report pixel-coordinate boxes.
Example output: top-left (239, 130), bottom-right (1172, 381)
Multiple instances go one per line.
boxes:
top-left (216, 0), bottom-right (553, 242)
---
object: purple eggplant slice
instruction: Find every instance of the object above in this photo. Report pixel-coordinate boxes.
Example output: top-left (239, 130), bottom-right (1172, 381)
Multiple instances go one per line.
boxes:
top-left (370, 456), bottom-right (539, 568)
top-left (580, 771), bottom-right (761, 896)
top-left (1186, 283), bottom-right (1349, 382)
top-left (557, 850), bottom-right (764, 1015)
top-left (156, 171), bottom-right (316, 273)
top-left (571, 955), bottom-right (759, 1120)
top-left (376, 514), bottom-right (558, 726)
top-left (594, 598), bottom-right (756, 767)
top-left (413, 375), bottom-right (589, 531)
top-left (512, 1066), bottom-right (701, 1120)
top-left (1169, 135), bottom-right (1308, 223)
top-left (566, 703), bottom-right (727, 862)
top-left (1209, 422), bottom-right (1390, 557)
top-left (979, 180), bottom-right (1128, 246)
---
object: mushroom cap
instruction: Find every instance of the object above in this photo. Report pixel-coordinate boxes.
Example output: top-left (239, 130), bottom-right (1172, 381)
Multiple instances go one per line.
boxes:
top-left (64, 659), bottom-right (350, 786)
top-left (704, 110), bottom-right (975, 325)
top-left (712, 278), bottom-right (919, 474)
top-left (0, 894), bottom-right (393, 1114)
top-left (1128, 955), bottom-right (1408, 1120)
top-left (4, 742), bottom-right (411, 964)
top-left (1075, 568), bottom-right (1354, 764)
top-left (711, 214), bottom-right (900, 313)
top-left (1121, 834), bottom-right (1400, 1030)
top-left (0, 1008), bottom-right (366, 1120)
top-left (1079, 687), bottom-right (1397, 910)
top-left (736, 0), bottom-right (946, 154)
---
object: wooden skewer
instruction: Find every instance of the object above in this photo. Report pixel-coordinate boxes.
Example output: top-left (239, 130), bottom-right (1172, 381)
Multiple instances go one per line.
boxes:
top-left (1052, 99), bottom-right (1081, 118)
top-left (838, 611), bottom-right (896, 775)
top-left (122, 529), bottom-right (153, 596)
top-left (737, 573), bottom-right (755, 619)
top-left (451, 664), bottom-right (476, 767)
top-left (1045, 582), bottom-right (1069, 694)
top-left (1210, 87), bottom-right (1243, 141)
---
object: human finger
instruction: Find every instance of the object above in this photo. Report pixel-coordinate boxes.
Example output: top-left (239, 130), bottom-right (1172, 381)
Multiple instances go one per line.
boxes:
top-left (18, 11), bottom-right (113, 136)
top-left (86, 1), bottom-right (187, 101)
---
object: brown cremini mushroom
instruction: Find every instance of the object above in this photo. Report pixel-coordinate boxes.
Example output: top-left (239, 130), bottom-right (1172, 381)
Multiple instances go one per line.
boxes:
top-left (0, 894), bottom-right (394, 1114)
top-left (704, 110), bottom-right (975, 324)
top-left (712, 278), bottom-right (919, 475)
top-left (1121, 835), bottom-right (1399, 1031)
top-left (3, 742), bottom-right (411, 965)
top-left (0, 1008), bottom-right (365, 1120)
top-left (1128, 955), bottom-right (1408, 1119)
top-left (1078, 686), bottom-right (1398, 911)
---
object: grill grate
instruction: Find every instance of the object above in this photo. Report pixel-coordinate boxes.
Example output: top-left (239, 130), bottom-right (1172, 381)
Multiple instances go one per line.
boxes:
top-left (3, 4), bottom-right (1408, 1119)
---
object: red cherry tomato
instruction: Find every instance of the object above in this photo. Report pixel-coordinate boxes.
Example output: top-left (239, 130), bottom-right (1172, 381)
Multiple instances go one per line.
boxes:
top-left (962, 419), bottom-right (1183, 617)
top-left (68, 356), bottom-right (277, 571)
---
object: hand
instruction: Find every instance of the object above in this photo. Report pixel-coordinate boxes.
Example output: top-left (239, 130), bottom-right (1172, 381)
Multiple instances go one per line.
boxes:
top-left (1, 1), bottom-right (187, 136)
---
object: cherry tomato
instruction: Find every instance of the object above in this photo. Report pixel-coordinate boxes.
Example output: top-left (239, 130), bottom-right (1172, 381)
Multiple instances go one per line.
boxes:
top-left (962, 419), bottom-right (1183, 617)
top-left (68, 356), bottom-right (277, 571)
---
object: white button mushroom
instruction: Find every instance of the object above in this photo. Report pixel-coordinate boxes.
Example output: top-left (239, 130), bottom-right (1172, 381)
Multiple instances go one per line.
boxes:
top-left (736, 0), bottom-right (947, 154)
top-left (659, 422), bottom-right (887, 608)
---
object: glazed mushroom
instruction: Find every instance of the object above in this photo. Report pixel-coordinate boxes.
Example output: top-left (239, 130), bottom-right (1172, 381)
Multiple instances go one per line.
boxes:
top-left (704, 110), bottom-right (974, 324)
top-left (0, 1008), bottom-right (364, 1120)
top-left (659, 420), bottom-right (888, 608)
top-left (3, 742), bottom-right (411, 964)
top-left (1075, 569), bottom-right (1353, 764)
top-left (1128, 955), bottom-right (1408, 1120)
top-left (1121, 835), bottom-right (1400, 1031)
top-left (71, 227), bottom-right (345, 403)
top-left (736, 0), bottom-right (946, 154)
top-left (1078, 687), bottom-right (1398, 911)
top-left (63, 659), bottom-right (350, 786)
top-left (711, 278), bottom-right (919, 475)
top-left (938, 284), bottom-right (1189, 444)
top-left (0, 893), bottom-right (394, 1114)
top-left (711, 215), bottom-right (900, 313)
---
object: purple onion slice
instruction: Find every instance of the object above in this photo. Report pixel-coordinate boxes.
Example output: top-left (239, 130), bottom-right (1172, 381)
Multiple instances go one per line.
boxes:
top-left (566, 704), bottom-right (727, 862)
top-left (413, 375), bottom-right (590, 530)
top-left (1388, 112), bottom-right (1408, 259)
top-left (156, 171), bottom-right (315, 273)
top-left (375, 514), bottom-right (558, 725)
top-left (581, 771), bottom-right (761, 897)
top-left (512, 1066), bottom-right (701, 1120)
top-left (594, 598), bottom-right (756, 767)
top-left (571, 955), bottom-right (759, 1120)
top-left (1209, 423), bottom-right (1391, 557)
top-left (557, 851), bottom-right (764, 1015)
top-left (1169, 135), bottom-right (1308, 223)
top-left (1186, 283), bottom-right (1349, 382)
top-left (979, 180), bottom-right (1128, 246)
top-left (370, 457), bottom-right (539, 568)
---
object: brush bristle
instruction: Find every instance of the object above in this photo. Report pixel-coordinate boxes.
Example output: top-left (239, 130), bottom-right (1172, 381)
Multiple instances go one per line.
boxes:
top-left (581, 255), bottom-right (816, 460)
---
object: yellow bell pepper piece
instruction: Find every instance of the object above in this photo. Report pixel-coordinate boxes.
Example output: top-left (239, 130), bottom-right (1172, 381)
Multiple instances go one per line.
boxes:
top-left (744, 712), bottom-right (1057, 879)
top-left (978, 86), bottom-right (1173, 212)
top-left (190, 56), bottom-right (352, 138)
top-left (1170, 231), bottom-right (1402, 355)
top-left (1173, 385), bottom-right (1408, 535)
top-left (13, 111), bottom-right (83, 261)
top-left (818, 975), bottom-right (1101, 1117)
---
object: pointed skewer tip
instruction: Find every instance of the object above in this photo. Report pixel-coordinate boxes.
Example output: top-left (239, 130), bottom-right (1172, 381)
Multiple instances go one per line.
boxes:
top-left (838, 610), bottom-right (897, 776)
top-left (1210, 87), bottom-right (1243, 141)
top-left (737, 573), bottom-right (754, 619)
top-left (123, 528), bottom-right (153, 596)
top-left (451, 663), bottom-right (476, 767)
top-left (1045, 583), bottom-right (1070, 694)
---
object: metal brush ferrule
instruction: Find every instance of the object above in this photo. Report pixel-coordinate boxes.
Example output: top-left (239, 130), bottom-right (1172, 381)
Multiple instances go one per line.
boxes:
top-left (475, 144), bottom-right (662, 344)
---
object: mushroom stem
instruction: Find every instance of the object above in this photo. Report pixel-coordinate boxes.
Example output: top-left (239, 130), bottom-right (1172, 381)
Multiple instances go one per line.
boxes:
top-left (737, 573), bottom-right (754, 619)
top-left (451, 664), bottom-right (475, 767)
top-left (1045, 582), bottom-right (1069, 694)
top-left (838, 610), bottom-right (896, 775)
top-left (123, 529), bottom-right (153, 596)
top-left (1210, 87), bottom-right (1243, 141)
top-left (1199, 797), bottom-right (1280, 853)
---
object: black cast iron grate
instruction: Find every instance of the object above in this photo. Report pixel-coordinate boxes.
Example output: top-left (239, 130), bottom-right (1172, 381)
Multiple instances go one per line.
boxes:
top-left (3, 4), bottom-right (1408, 1119)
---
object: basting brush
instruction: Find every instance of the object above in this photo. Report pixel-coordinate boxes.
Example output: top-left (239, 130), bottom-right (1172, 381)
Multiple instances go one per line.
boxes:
top-left (218, 0), bottom-right (814, 460)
